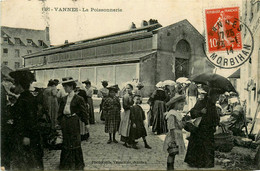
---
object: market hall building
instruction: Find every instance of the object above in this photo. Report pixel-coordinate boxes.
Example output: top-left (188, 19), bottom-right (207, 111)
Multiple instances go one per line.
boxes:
top-left (23, 19), bottom-right (214, 96)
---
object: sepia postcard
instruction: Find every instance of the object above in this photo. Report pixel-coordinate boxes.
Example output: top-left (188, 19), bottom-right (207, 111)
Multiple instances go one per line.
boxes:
top-left (1, 0), bottom-right (260, 170)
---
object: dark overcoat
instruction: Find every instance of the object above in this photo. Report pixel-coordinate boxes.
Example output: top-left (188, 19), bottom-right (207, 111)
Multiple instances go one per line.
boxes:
top-left (184, 97), bottom-right (220, 168)
top-left (11, 90), bottom-right (43, 170)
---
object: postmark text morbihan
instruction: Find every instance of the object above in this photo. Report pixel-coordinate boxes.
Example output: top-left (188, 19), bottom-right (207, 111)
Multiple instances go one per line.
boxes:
top-left (204, 7), bottom-right (254, 69)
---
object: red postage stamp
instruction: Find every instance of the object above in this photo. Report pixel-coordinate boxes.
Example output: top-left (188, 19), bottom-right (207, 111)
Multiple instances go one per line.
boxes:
top-left (204, 6), bottom-right (254, 69)
top-left (205, 7), bottom-right (242, 53)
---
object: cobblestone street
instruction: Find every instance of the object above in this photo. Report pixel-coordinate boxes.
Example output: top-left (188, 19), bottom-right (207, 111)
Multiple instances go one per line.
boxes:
top-left (43, 102), bottom-right (223, 170)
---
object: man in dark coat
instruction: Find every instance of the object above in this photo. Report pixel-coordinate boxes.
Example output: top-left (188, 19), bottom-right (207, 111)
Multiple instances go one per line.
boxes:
top-left (57, 77), bottom-right (89, 170)
top-left (9, 69), bottom-right (44, 170)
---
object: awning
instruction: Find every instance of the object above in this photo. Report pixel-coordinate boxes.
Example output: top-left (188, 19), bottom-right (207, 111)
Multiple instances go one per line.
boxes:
top-left (27, 51), bottom-right (156, 70)
top-left (228, 68), bottom-right (240, 78)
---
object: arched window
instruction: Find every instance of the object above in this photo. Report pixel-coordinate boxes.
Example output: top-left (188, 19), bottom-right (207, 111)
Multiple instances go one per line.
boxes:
top-left (175, 39), bottom-right (191, 79)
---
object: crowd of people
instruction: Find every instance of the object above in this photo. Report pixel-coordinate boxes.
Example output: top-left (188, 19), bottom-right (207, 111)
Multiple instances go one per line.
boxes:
top-left (2, 69), bottom-right (241, 170)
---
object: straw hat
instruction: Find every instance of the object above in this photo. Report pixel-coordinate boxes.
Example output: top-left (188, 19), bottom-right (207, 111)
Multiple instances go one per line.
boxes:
top-left (61, 77), bottom-right (77, 84)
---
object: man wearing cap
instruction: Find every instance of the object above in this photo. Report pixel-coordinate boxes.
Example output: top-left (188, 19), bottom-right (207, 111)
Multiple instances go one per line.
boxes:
top-left (9, 69), bottom-right (44, 170)
top-left (57, 77), bottom-right (89, 170)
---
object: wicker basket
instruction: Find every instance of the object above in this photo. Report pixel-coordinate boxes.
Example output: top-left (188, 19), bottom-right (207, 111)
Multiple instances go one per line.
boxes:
top-left (215, 126), bottom-right (234, 152)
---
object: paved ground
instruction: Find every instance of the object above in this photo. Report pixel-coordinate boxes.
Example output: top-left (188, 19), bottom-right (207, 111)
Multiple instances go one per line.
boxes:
top-left (43, 101), bottom-right (223, 170)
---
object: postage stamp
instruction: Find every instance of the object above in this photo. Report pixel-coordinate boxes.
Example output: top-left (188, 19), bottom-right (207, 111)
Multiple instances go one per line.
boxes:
top-left (204, 6), bottom-right (254, 69)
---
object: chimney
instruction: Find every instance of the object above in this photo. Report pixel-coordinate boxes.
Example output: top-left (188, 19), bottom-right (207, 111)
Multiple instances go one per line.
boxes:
top-left (45, 26), bottom-right (50, 42)
top-left (142, 20), bottom-right (148, 27)
top-left (64, 40), bottom-right (69, 44)
top-left (149, 19), bottom-right (158, 25)
top-left (130, 22), bottom-right (136, 29)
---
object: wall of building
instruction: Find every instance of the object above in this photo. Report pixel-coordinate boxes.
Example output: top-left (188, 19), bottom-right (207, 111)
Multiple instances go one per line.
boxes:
top-left (25, 37), bottom-right (153, 68)
top-left (1, 27), bottom-right (50, 70)
top-left (156, 20), bottom-right (214, 81)
top-left (140, 53), bottom-right (157, 96)
top-left (239, 0), bottom-right (260, 134)
top-left (35, 63), bottom-right (138, 89)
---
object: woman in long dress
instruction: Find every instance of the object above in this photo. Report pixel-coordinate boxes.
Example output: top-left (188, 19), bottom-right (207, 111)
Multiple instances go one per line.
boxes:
top-left (98, 80), bottom-right (109, 121)
top-left (102, 86), bottom-right (121, 143)
top-left (149, 88), bottom-right (168, 134)
top-left (9, 70), bottom-right (44, 170)
top-left (43, 80), bottom-right (59, 129)
top-left (119, 84), bottom-right (134, 147)
top-left (57, 77), bottom-right (89, 170)
top-left (184, 88), bottom-right (221, 168)
top-left (82, 80), bottom-right (95, 124)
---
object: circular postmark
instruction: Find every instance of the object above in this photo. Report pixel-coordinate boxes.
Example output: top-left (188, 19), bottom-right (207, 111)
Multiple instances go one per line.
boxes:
top-left (204, 7), bottom-right (254, 69)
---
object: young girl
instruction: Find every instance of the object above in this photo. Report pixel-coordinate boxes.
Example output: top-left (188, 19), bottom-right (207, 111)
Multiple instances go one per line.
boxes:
top-left (128, 95), bottom-right (151, 149)
top-left (118, 84), bottom-right (134, 147)
top-left (103, 85), bottom-right (121, 143)
top-left (163, 94), bottom-right (186, 170)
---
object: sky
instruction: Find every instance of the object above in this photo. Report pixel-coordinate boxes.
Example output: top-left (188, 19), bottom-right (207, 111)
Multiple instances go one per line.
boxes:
top-left (1, 0), bottom-right (242, 76)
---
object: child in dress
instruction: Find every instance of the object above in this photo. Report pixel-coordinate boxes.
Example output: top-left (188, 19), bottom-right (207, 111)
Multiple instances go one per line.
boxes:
top-left (164, 94), bottom-right (186, 170)
top-left (103, 85), bottom-right (121, 144)
top-left (128, 95), bottom-right (151, 149)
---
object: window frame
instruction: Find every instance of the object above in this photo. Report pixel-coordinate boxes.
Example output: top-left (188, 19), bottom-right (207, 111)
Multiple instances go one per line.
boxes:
top-left (3, 48), bottom-right (8, 54)
top-left (3, 61), bottom-right (8, 66)
top-left (14, 62), bottom-right (20, 69)
top-left (15, 49), bottom-right (20, 57)
top-left (14, 38), bottom-right (21, 45)
top-left (38, 40), bottom-right (44, 47)
top-left (27, 50), bottom-right (32, 54)
top-left (27, 39), bottom-right (33, 46)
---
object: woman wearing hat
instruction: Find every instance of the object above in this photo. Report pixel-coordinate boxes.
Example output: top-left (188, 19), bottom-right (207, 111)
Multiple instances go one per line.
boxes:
top-left (98, 80), bottom-right (109, 121)
top-left (82, 79), bottom-right (95, 124)
top-left (148, 87), bottom-right (168, 134)
top-left (9, 70), bottom-right (44, 170)
top-left (133, 82), bottom-right (144, 97)
top-left (102, 85), bottom-right (121, 144)
top-left (118, 84), bottom-right (134, 147)
top-left (184, 88), bottom-right (221, 168)
top-left (163, 94), bottom-right (187, 170)
top-left (57, 77), bottom-right (89, 170)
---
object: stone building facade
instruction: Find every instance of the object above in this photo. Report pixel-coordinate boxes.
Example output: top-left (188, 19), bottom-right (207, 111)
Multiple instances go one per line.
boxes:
top-left (1, 26), bottom-right (50, 70)
top-left (238, 0), bottom-right (260, 134)
top-left (23, 20), bottom-right (214, 96)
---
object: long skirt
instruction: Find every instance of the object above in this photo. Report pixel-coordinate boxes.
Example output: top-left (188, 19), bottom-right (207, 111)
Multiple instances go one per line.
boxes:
top-left (59, 115), bottom-right (85, 170)
top-left (105, 111), bottom-right (121, 134)
top-left (152, 100), bottom-right (167, 134)
top-left (87, 97), bottom-right (95, 124)
top-left (60, 147), bottom-right (84, 170)
top-left (118, 110), bottom-right (131, 142)
top-left (184, 128), bottom-right (215, 168)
